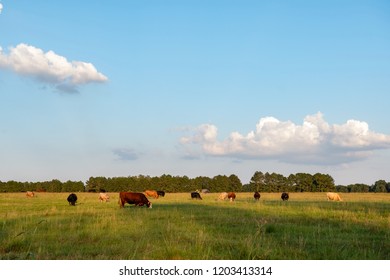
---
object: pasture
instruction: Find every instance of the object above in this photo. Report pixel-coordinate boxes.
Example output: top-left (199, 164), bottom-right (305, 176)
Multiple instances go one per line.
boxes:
top-left (0, 192), bottom-right (389, 260)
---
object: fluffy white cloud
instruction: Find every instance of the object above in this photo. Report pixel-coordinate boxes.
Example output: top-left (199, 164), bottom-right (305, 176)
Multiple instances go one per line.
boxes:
top-left (0, 43), bottom-right (108, 92)
top-left (0, 3), bottom-right (3, 14)
top-left (179, 112), bottom-right (390, 164)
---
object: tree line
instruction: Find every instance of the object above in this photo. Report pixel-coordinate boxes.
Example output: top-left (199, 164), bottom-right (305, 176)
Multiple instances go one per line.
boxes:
top-left (0, 172), bottom-right (389, 193)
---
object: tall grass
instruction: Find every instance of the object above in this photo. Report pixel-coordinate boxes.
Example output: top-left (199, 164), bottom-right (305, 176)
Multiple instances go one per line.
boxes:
top-left (0, 192), bottom-right (389, 260)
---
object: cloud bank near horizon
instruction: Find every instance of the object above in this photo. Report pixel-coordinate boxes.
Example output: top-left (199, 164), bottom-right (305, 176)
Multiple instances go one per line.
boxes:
top-left (179, 112), bottom-right (390, 165)
top-left (0, 43), bottom-right (108, 93)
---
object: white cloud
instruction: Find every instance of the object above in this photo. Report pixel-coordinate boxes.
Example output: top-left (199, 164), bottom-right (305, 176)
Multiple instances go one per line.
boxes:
top-left (113, 148), bottom-right (140, 161)
top-left (179, 112), bottom-right (390, 165)
top-left (0, 43), bottom-right (108, 92)
top-left (0, 3), bottom-right (3, 14)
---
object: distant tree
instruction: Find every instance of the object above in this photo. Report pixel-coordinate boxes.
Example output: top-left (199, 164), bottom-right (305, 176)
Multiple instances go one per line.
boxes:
top-left (312, 173), bottom-right (335, 192)
top-left (293, 173), bottom-right (313, 192)
top-left (269, 172), bottom-right (287, 192)
top-left (348, 184), bottom-right (370, 193)
top-left (61, 180), bottom-right (84, 192)
top-left (242, 183), bottom-right (251, 192)
top-left (211, 175), bottom-right (231, 192)
top-left (372, 180), bottom-right (388, 193)
top-left (250, 171), bottom-right (265, 192)
top-left (336, 185), bottom-right (349, 193)
top-left (86, 177), bottom-right (109, 192)
top-left (228, 174), bottom-right (242, 192)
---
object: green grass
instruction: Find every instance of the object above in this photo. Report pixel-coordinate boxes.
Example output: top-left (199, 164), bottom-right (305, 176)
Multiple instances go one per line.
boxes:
top-left (0, 192), bottom-right (389, 260)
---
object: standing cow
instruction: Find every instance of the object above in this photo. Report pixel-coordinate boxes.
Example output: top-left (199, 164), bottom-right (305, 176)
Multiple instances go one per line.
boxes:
top-left (254, 192), bottom-right (260, 201)
top-left (281, 192), bottom-right (289, 201)
top-left (26, 191), bottom-right (35, 198)
top-left (119, 192), bottom-right (152, 208)
top-left (157, 190), bottom-right (165, 197)
top-left (327, 192), bottom-right (342, 201)
top-left (217, 192), bottom-right (228, 200)
top-left (227, 192), bottom-right (236, 202)
top-left (99, 192), bottom-right (110, 202)
top-left (67, 193), bottom-right (77, 206)
top-left (144, 190), bottom-right (159, 199)
top-left (191, 192), bottom-right (202, 200)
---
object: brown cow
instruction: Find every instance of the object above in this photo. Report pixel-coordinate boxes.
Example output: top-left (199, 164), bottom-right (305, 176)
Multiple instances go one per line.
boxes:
top-left (227, 192), bottom-right (236, 202)
top-left (144, 190), bottom-right (159, 199)
top-left (99, 192), bottom-right (110, 202)
top-left (254, 191), bottom-right (260, 200)
top-left (26, 191), bottom-right (35, 198)
top-left (119, 192), bottom-right (152, 208)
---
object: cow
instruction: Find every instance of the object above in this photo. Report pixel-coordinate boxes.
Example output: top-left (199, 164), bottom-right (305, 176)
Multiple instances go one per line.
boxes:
top-left (157, 190), bottom-right (165, 197)
top-left (217, 192), bottom-right (228, 200)
top-left (144, 190), bottom-right (159, 199)
top-left (228, 192), bottom-right (236, 202)
top-left (99, 192), bottom-right (110, 202)
top-left (327, 192), bottom-right (342, 201)
top-left (67, 193), bottom-right (77, 206)
top-left (254, 191), bottom-right (260, 200)
top-left (281, 192), bottom-right (289, 201)
top-left (26, 191), bottom-right (35, 198)
top-left (191, 192), bottom-right (202, 200)
top-left (119, 192), bottom-right (152, 208)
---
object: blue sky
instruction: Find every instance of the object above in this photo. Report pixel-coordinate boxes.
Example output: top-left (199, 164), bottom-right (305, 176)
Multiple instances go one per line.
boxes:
top-left (0, 0), bottom-right (389, 185)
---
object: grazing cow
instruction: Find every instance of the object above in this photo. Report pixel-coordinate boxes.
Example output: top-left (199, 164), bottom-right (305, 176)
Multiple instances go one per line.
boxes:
top-left (119, 192), bottom-right (152, 208)
top-left (26, 191), bottom-right (35, 198)
top-left (228, 192), bottom-right (236, 202)
top-left (67, 193), bottom-right (77, 206)
top-left (191, 192), bottom-right (202, 200)
top-left (327, 192), bottom-right (342, 201)
top-left (157, 190), bottom-right (165, 197)
top-left (217, 192), bottom-right (228, 200)
top-left (144, 190), bottom-right (159, 199)
top-left (99, 192), bottom-right (110, 202)
top-left (254, 191), bottom-right (260, 200)
top-left (281, 192), bottom-right (289, 201)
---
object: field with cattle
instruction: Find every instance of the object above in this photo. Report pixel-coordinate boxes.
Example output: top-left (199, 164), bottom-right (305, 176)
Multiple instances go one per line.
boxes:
top-left (0, 192), bottom-right (389, 260)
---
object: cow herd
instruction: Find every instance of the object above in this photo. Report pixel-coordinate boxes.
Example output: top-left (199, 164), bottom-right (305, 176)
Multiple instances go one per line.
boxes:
top-left (25, 190), bottom-right (343, 208)
top-left (213, 191), bottom-right (288, 202)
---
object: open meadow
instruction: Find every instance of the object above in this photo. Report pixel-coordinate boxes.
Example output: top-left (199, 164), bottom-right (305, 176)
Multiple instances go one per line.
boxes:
top-left (0, 192), bottom-right (389, 260)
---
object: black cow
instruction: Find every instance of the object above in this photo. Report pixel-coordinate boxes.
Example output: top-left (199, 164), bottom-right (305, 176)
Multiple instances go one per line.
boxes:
top-left (281, 192), bottom-right (289, 201)
top-left (119, 192), bottom-right (152, 208)
top-left (191, 192), bottom-right (202, 200)
top-left (254, 191), bottom-right (261, 200)
top-left (157, 190), bottom-right (165, 197)
top-left (67, 193), bottom-right (77, 206)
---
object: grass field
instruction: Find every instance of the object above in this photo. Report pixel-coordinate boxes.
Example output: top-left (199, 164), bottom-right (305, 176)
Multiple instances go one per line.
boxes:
top-left (0, 192), bottom-right (389, 260)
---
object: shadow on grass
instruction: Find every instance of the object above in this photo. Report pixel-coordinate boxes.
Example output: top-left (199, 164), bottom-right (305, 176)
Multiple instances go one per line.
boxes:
top-left (1, 198), bottom-right (389, 260)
